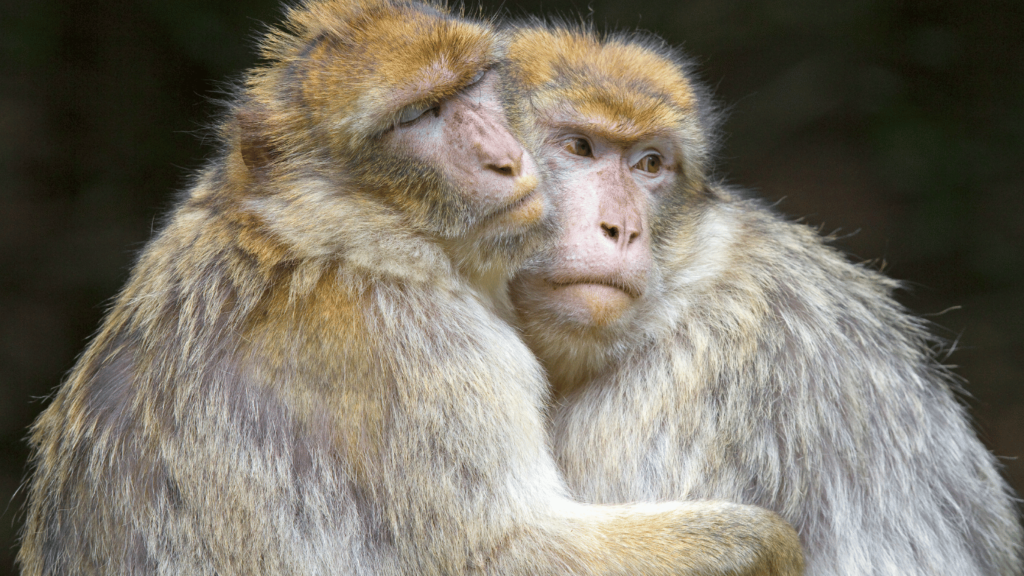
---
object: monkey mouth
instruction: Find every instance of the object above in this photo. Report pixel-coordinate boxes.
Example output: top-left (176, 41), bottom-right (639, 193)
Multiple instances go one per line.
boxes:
top-left (485, 184), bottom-right (544, 224)
top-left (546, 276), bottom-right (643, 299)
top-left (497, 190), bottom-right (536, 214)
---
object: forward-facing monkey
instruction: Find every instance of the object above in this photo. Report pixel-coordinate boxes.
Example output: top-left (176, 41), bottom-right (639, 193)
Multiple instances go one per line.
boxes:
top-left (505, 24), bottom-right (1023, 576)
top-left (17, 2), bottom-right (805, 575)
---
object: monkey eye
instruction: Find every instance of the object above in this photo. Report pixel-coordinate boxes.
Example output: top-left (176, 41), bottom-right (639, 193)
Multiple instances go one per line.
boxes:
top-left (397, 102), bottom-right (440, 126)
top-left (565, 137), bottom-right (593, 157)
top-left (634, 153), bottom-right (662, 174)
top-left (465, 69), bottom-right (486, 87)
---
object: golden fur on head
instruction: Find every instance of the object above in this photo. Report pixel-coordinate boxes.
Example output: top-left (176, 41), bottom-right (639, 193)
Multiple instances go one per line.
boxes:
top-left (246, 0), bottom-right (499, 156)
top-left (506, 25), bottom-right (711, 180)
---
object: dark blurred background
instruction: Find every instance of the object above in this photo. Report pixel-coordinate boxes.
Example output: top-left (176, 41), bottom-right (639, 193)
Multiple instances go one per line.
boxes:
top-left (1, 0), bottom-right (1022, 572)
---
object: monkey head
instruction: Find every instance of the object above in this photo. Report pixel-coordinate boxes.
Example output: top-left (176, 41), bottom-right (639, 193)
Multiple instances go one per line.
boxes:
top-left (228, 0), bottom-right (550, 283)
top-left (507, 27), bottom-right (716, 374)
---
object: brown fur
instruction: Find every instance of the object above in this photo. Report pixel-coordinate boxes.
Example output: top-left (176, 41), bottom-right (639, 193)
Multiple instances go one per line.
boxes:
top-left (18, 3), bottom-right (803, 575)
top-left (507, 23), bottom-right (1023, 576)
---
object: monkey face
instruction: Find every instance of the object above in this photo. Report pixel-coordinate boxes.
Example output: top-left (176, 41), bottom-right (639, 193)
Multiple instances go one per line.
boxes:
top-left (382, 70), bottom-right (544, 238)
top-left (511, 120), bottom-right (678, 328)
top-left (296, 3), bottom-right (547, 247)
top-left (347, 67), bottom-right (553, 282)
top-left (507, 27), bottom-right (707, 332)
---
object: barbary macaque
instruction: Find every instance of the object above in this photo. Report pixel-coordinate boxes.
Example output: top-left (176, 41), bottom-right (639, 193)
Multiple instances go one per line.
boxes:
top-left (506, 24), bottom-right (1023, 576)
top-left (17, 2), bottom-right (804, 575)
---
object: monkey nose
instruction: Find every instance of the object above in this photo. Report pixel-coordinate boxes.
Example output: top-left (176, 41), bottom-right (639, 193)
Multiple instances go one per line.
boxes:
top-left (600, 221), bottom-right (642, 248)
top-left (482, 143), bottom-right (523, 178)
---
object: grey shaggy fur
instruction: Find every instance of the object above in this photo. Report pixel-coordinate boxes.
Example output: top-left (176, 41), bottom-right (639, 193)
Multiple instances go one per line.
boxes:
top-left (538, 186), bottom-right (1023, 576)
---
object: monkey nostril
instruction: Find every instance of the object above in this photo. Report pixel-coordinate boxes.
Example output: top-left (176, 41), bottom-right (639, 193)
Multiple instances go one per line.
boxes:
top-left (489, 164), bottom-right (514, 177)
top-left (628, 230), bottom-right (640, 243)
top-left (601, 223), bottom-right (620, 240)
top-left (486, 148), bottom-right (522, 178)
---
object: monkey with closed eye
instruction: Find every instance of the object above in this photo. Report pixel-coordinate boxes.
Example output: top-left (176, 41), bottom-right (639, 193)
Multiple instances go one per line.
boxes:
top-left (505, 23), bottom-right (1023, 576)
top-left (17, 2), bottom-right (805, 575)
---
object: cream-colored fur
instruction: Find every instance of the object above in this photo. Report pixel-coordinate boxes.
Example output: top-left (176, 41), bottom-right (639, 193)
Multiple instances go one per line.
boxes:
top-left (18, 3), bottom-right (803, 575)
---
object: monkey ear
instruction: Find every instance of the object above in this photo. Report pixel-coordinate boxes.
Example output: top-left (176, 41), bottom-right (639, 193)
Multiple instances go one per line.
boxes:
top-left (237, 105), bottom-right (278, 172)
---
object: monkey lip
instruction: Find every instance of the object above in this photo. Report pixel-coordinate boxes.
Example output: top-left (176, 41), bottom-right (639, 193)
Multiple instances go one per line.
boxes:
top-left (541, 280), bottom-right (636, 326)
top-left (487, 186), bottom-right (544, 225)
top-left (546, 277), bottom-right (642, 299)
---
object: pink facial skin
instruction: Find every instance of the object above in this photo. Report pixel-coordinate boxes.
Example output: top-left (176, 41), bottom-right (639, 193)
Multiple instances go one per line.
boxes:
top-left (512, 120), bottom-right (678, 327)
top-left (386, 71), bottom-right (543, 227)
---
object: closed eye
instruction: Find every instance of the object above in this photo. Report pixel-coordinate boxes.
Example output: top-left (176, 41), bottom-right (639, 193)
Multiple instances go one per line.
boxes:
top-left (397, 102), bottom-right (440, 126)
top-left (465, 69), bottom-right (486, 88)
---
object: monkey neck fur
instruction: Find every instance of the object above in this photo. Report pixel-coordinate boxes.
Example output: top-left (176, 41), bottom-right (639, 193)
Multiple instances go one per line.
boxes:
top-left (439, 238), bottom-right (522, 320)
top-left (521, 319), bottom-right (635, 401)
top-left (236, 175), bottom-right (455, 286)
top-left (185, 169), bottom-right (530, 321)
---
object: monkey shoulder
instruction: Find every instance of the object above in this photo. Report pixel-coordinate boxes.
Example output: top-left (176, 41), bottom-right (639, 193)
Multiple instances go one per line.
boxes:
top-left (655, 194), bottom-right (964, 417)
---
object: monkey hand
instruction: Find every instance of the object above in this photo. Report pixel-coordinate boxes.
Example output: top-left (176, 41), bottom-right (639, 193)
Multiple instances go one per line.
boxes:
top-left (672, 501), bottom-right (804, 576)
top-left (593, 501), bottom-right (804, 576)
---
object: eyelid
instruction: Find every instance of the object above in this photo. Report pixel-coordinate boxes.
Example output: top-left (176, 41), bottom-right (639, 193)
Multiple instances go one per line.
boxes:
top-left (631, 152), bottom-right (666, 176)
top-left (397, 101), bottom-right (439, 126)
top-left (559, 134), bottom-right (592, 156)
top-left (632, 149), bottom-right (662, 164)
top-left (465, 69), bottom-right (486, 87)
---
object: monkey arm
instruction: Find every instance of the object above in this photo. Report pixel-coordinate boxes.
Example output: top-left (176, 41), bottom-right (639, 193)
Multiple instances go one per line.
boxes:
top-left (20, 203), bottom-right (801, 576)
top-left (342, 285), bottom-right (803, 576)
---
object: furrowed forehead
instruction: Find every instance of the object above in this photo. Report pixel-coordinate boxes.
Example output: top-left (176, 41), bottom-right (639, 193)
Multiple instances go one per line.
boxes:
top-left (352, 7), bottom-right (495, 103)
top-left (510, 27), bottom-right (697, 140)
top-left (276, 1), bottom-right (497, 144)
top-left (536, 83), bottom-right (686, 145)
top-left (307, 4), bottom-right (495, 97)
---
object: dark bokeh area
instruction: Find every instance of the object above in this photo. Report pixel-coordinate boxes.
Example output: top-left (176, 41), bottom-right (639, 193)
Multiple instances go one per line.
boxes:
top-left (1, 0), bottom-right (1021, 572)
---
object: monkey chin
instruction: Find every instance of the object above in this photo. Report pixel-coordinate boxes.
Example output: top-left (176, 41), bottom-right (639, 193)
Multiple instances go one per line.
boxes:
top-left (548, 283), bottom-right (634, 327)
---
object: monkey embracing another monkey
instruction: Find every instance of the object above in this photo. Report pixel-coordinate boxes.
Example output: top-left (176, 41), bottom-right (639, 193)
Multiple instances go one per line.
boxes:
top-left (18, 2), bottom-right (804, 575)
top-left (506, 24), bottom-right (1023, 576)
